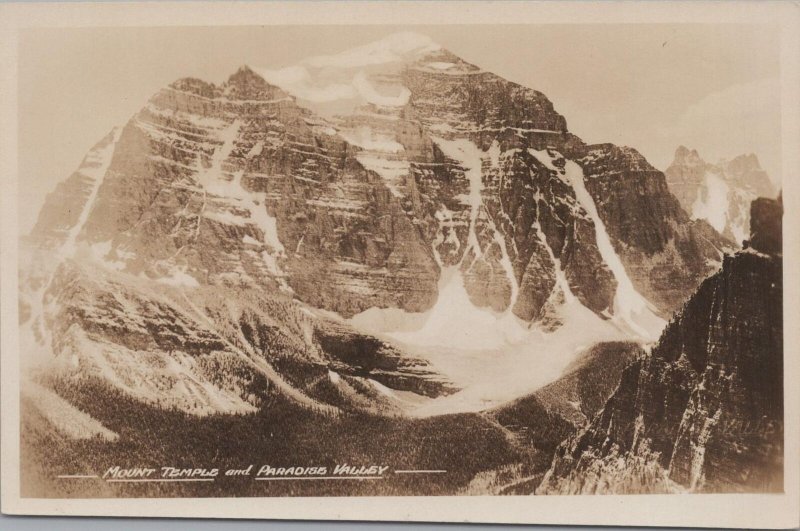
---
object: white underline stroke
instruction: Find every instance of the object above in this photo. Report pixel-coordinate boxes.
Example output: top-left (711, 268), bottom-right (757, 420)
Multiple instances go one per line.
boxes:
top-left (255, 476), bottom-right (384, 481)
top-left (105, 478), bottom-right (215, 483)
top-left (394, 470), bottom-right (447, 474)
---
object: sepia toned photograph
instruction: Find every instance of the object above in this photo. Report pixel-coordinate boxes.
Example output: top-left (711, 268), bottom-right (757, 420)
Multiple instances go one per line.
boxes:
top-left (1, 1), bottom-right (798, 527)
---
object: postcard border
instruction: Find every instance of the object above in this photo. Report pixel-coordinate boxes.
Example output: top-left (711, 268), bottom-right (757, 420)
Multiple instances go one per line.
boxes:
top-left (1, 1), bottom-right (798, 528)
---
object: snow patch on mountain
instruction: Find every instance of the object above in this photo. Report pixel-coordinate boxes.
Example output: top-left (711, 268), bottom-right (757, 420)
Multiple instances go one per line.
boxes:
top-left (353, 71), bottom-right (411, 107)
top-left (18, 264), bottom-right (58, 369)
top-left (346, 265), bottom-right (618, 415)
top-left (434, 137), bottom-right (485, 259)
top-left (257, 32), bottom-right (438, 115)
top-left (61, 128), bottom-right (121, 258)
top-left (389, 267), bottom-right (527, 351)
top-left (155, 264), bottom-right (200, 288)
top-left (258, 69), bottom-right (356, 104)
top-left (339, 126), bottom-right (404, 153)
top-left (563, 158), bottom-right (665, 340)
top-left (425, 61), bottom-right (457, 70)
top-left (534, 221), bottom-right (576, 304)
top-left (347, 142), bottom-right (638, 415)
top-left (356, 154), bottom-right (409, 198)
top-left (688, 168), bottom-right (757, 246)
top-left (691, 171), bottom-right (730, 234)
top-left (528, 148), bottom-right (561, 173)
top-left (397, 293), bottom-right (629, 416)
top-left (492, 219), bottom-right (520, 308)
top-left (305, 31), bottom-right (440, 69)
top-left (195, 119), bottom-right (288, 289)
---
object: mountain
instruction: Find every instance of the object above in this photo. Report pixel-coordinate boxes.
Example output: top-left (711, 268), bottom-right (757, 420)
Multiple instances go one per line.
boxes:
top-left (22, 32), bottom-right (732, 437)
top-left (665, 146), bottom-right (777, 244)
top-left (258, 33), bottom-right (730, 326)
top-left (537, 195), bottom-right (783, 494)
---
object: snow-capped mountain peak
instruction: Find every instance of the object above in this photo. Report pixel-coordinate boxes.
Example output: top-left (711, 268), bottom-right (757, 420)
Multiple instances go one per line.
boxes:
top-left (305, 31), bottom-right (441, 69)
top-left (256, 32), bottom-right (459, 113)
top-left (665, 146), bottom-right (776, 244)
top-left (24, 35), bottom-right (730, 417)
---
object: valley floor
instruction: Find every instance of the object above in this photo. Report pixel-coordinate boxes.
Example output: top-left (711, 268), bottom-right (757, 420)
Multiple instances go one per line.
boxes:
top-left (20, 378), bottom-right (555, 498)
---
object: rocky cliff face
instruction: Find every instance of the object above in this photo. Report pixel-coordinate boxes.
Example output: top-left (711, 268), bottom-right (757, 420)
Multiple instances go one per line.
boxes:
top-left (665, 146), bottom-right (777, 244)
top-left (537, 196), bottom-right (783, 494)
top-left (32, 67), bottom-right (441, 317)
top-left (23, 32), bottom-right (732, 420)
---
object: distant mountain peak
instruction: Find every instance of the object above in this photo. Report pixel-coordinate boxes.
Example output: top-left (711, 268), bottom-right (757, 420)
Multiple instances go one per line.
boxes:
top-left (669, 146), bottom-right (767, 178)
top-left (665, 145), bottom-right (775, 244)
top-left (671, 145), bottom-right (707, 168)
top-left (726, 152), bottom-right (764, 175)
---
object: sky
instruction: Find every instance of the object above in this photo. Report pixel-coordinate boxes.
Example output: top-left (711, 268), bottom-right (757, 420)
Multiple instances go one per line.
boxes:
top-left (18, 24), bottom-right (781, 234)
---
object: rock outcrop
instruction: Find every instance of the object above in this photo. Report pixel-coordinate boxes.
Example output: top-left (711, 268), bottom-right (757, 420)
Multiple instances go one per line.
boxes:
top-left (537, 195), bottom-right (783, 494)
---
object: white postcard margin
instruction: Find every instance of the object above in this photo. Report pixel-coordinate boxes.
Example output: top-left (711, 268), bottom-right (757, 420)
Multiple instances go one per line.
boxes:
top-left (0, 1), bottom-right (798, 528)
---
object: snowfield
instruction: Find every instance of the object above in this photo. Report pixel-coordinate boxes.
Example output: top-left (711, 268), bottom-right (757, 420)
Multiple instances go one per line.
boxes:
top-left (347, 144), bottom-right (661, 416)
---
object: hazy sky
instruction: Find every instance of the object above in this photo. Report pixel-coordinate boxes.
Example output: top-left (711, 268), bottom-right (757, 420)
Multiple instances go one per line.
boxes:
top-left (18, 24), bottom-right (781, 234)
